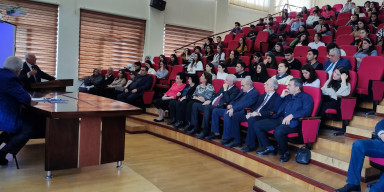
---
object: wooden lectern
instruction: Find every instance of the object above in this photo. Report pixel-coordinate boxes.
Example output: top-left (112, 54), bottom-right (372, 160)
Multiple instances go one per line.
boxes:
top-left (31, 79), bottom-right (73, 92)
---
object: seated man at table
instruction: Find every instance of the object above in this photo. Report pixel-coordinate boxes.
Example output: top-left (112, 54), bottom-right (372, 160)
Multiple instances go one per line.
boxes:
top-left (205, 78), bottom-right (259, 144)
top-left (19, 52), bottom-right (56, 92)
top-left (116, 66), bottom-right (153, 105)
top-left (336, 118), bottom-right (384, 192)
top-left (0, 56), bottom-right (33, 165)
top-left (188, 74), bottom-right (240, 138)
top-left (254, 78), bottom-right (313, 162)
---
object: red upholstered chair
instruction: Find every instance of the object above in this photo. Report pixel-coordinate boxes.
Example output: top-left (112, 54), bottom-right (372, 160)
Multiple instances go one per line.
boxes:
top-left (379, 15), bottom-right (384, 23)
top-left (336, 34), bottom-right (354, 45)
top-left (223, 34), bottom-right (234, 43)
top-left (142, 74), bottom-right (157, 105)
top-left (295, 57), bottom-right (307, 67)
top-left (165, 57), bottom-right (171, 63)
top-left (276, 84), bottom-right (287, 95)
top-left (228, 40), bottom-right (238, 51)
top-left (369, 34), bottom-right (377, 44)
top-left (177, 57), bottom-right (183, 65)
top-left (315, 70), bottom-right (328, 88)
top-left (240, 56), bottom-right (251, 66)
top-left (153, 64), bottom-right (159, 71)
top-left (277, 24), bottom-right (291, 34)
top-left (333, 4), bottom-right (343, 12)
top-left (245, 40), bottom-right (253, 52)
top-left (275, 56), bottom-right (285, 64)
top-left (221, 41), bottom-right (228, 48)
top-left (376, 46), bottom-right (383, 56)
top-left (212, 79), bottom-right (224, 94)
top-left (267, 68), bottom-right (277, 77)
top-left (322, 35), bottom-right (333, 45)
top-left (223, 48), bottom-right (230, 59)
top-left (268, 86), bottom-right (322, 145)
top-left (341, 56), bottom-right (356, 71)
top-left (255, 26), bottom-right (264, 31)
top-left (242, 27), bottom-right (251, 35)
top-left (274, 16), bottom-right (282, 23)
top-left (337, 13), bottom-right (352, 21)
top-left (307, 29), bottom-right (316, 37)
top-left (339, 45), bottom-right (357, 56)
top-left (201, 57), bottom-right (207, 68)
top-left (289, 12), bottom-right (297, 17)
top-left (356, 56), bottom-right (384, 114)
top-left (234, 33), bottom-right (245, 41)
top-left (324, 70), bottom-right (358, 135)
top-left (285, 38), bottom-right (295, 45)
top-left (318, 46), bottom-right (327, 57)
top-left (155, 65), bottom-right (183, 90)
top-left (253, 82), bottom-right (266, 94)
top-left (235, 80), bottom-right (241, 90)
top-left (227, 67), bottom-right (236, 74)
top-left (293, 46), bottom-right (310, 57)
top-left (317, 56), bottom-right (329, 66)
top-left (336, 26), bottom-right (353, 38)
top-left (253, 31), bottom-right (269, 53)
top-left (290, 70), bottom-right (301, 78)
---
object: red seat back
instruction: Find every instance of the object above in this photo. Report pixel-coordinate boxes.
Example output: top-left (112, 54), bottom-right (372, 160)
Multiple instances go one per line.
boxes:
top-left (337, 13), bottom-right (352, 21)
top-left (357, 57), bottom-right (384, 95)
top-left (255, 26), bottom-right (264, 31)
top-left (318, 46), bottom-right (327, 57)
top-left (336, 26), bottom-right (353, 38)
top-left (290, 69), bottom-right (301, 78)
top-left (307, 29), bottom-right (316, 37)
top-left (254, 31), bottom-right (269, 52)
top-left (315, 70), bottom-right (328, 88)
top-left (223, 48), bottom-right (230, 59)
top-left (303, 86), bottom-right (322, 116)
top-left (212, 79), bottom-right (225, 94)
top-left (321, 35), bottom-right (333, 45)
top-left (276, 84), bottom-right (287, 95)
top-left (333, 4), bottom-right (343, 12)
top-left (267, 68), bottom-right (277, 77)
top-left (349, 70), bottom-right (357, 97)
top-left (234, 33), bottom-right (245, 41)
top-left (336, 34), bottom-right (354, 45)
top-left (339, 45), bottom-right (357, 56)
top-left (235, 80), bottom-right (241, 90)
top-left (376, 45), bottom-right (383, 56)
top-left (341, 56), bottom-right (356, 71)
top-left (245, 40), bottom-right (253, 52)
top-left (293, 46), bottom-right (310, 57)
top-left (240, 56), bottom-right (250, 66)
top-left (275, 56), bottom-right (285, 64)
top-left (317, 56), bottom-right (329, 66)
top-left (228, 40), bottom-right (238, 51)
top-left (227, 67), bottom-right (236, 74)
top-left (177, 57), bottom-right (183, 65)
top-left (224, 34), bottom-right (234, 43)
top-left (153, 56), bottom-right (160, 64)
top-left (242, 27), bottom-right (251, 35)
top-left (253, 82), bottom-right (266, 94)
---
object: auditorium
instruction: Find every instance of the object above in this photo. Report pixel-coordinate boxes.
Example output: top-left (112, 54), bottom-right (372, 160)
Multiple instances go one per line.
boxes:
top-left (0, 0), bottom-right (384, 191)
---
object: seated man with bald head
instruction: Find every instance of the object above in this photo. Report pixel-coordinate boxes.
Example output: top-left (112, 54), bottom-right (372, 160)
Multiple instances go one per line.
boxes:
top-left (19, 52), bottom-right (56, 92)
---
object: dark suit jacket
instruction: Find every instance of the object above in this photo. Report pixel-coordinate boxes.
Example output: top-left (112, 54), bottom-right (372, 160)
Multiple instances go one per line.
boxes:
top-left (19, 62), bottom-right (55, 91)
top-left (0, 69), bottom-right (31, 133)
top-left (323, 57), bottom-right (352, 72)
top-left (230, 88), bottom-right (259, 112)
top-left (104, 75), bottom-right (115, 86)
top-left (209, 85), bottom-right (240, 108)
top-left (127, 74), bottom-right (153, 95)
top-left (250, 92), bottom-right (280, 117)
top-left (273, 91), bottom-right (313, 128)
top-left (375, 119), bottom-right (384, 136)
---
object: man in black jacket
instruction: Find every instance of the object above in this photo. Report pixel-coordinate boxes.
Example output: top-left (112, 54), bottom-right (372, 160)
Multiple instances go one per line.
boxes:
top-left (19, 52), bottom-right (56, 92)
top-left (188, 74), bottom-right (240, 138)
top-left (116, 66), bottom-right (153, 105)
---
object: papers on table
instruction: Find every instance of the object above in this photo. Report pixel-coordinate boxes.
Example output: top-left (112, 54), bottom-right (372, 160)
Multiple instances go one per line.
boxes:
top-left (32, 97), bottom-right (68, 103)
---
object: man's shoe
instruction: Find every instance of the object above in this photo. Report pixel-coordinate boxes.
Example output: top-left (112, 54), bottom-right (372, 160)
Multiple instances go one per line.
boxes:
top-left (225, 141), bottom-right (242, 148)
top-left (0, 151), bottom-right (8, 166)
top-left (196, 132), bottom-right (209, 139)
top-left (173, 121), bottom-right (184, 129)
top-left (241, 146), bottom-right (256, 153)
top-left (153, 118), bottom-right (164, 122)
top-left (187, 129), bottom-right (199, 135)
top-left (205, 134), bottom-right (220, 140)
top-left (335, 184), bottom-right (361, 192)
top-left (220, 139), bottom-right (231, 145)
top-left (256, 148), bottom-right (276, 156)
top-left (279, 151), bottom-right (290, 162)
top-left (182, 122), bottom-right (193, 132)
top-left (167, 118), bottom-right (176, 125)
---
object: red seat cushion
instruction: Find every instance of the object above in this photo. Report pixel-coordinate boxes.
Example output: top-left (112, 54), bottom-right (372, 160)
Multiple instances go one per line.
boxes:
top-left (356, 88), bottom-right (369, 95)
top-left (325, 109), bottom-right (337, 114)
top-left (240, 122), bottom-right (248, 127)
top-left (268, 130), bottom-right (299, 137)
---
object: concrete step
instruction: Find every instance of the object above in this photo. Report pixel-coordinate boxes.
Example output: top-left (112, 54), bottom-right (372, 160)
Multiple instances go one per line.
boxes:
top-left (346, 125), bottom-right (375, 139)
top-left (311, 148), bottom-right (380, 179)
top-left (377, 105), bottom-right (384, 114)
top-left (126, 119), bottom-right (146, 132)
top-left (254, 177), bottom-right (309, 192)
top-left (350, 114), bottom-right (382, 127)
top-left (313, 134), bottom-right (356, 156)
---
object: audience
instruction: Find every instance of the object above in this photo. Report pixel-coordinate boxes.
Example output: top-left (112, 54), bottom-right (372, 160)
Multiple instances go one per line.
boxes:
top-left (180, 48), bottom-right (190, 65)
top-left (321, 24), bottom-right (333, 36)
top-left (205, 63), bottom-right (217, 80)
top-left (340, 0), bottom-right (356, 13)
top-left (187, 46), bottom-right (203, 63)
top-left (290, 15), bottom-right (304, 33)
top-left (271, 62), bottom-right (293, 85)
top-left (353, 38), bottom-right (378, 69)
top-left (282, 48), bottom-right (302, 70)
top-left (187, 53), bottom-right (204, 74)
top-left (224, 50), bottom-right (240, 67)
top-left (251, 63), bottom-right (270, 83)
top-left (346, 14), bottom-right (360, 30)
top-left (156, 61), bottom-right (169, 79)
top-left (236, 37), bottom-right (248, 56)
top-left (314, 17), bottom-right (325, 32)
top-left (353, 6), bottom-right (366, 18)
top-left (246, 24), bottom-right (258, 41)
top-left (322, 5), bottom-right (336, 20)
top-left (327, 42), bottom-right (347, 56)
top-left (189, 74), bottom-right (240, 138)
top-left (377, 26), bottom-right (384, 46)
top-left (234, 62), bottom-right (250, 80)
top-left (306, 49), bottom-right (323, 70)
top-left (351, 20), bottom-right (369, 40)
top-left (204, 46), bottom-right (214, 61)
top-left (168, 54), bottom-right (178, 66)
top-left (212, 45), bottom-right (225, 66)
top-left (145, 60), bottom-right (156, 75)
top-left (320, 66), bottom-right (351, 116)
top-left (306, 10), bottom-right (320, 27)
top-left (351, 28), bottom-right (369, 47)
top-left (254, 78), bottom-right (313, 162)
top-left (154, 72), bottom-right (187, 122)
top-left (215, 36), bottom-right (224, 48)
top-left (324, 48), bottom-right (352, 77)
top-left (103, 67), bottom-right (115, 86)
top-left (230, 22), bottom-right (243, 35)
top-left (290, 33), bottom-right (309, 48)
top-left (263, 22), bottom-right (275, 35)
top-left (202, 37), bottom-right (214, 50)
top-left (79, 68), bottom-right (104, 93)
top-left (270, 42), bottom-right (285, 57)
top-left (107, 69), bottom-right (127, 88)
top-left (264, 53), bottom-right (278, 69)
top-left (301, 64), bottom-right (320, 88)
top-left (216, 63), bottom-right (228, 80)
top-left (308, 33), bottom-right (325, 49)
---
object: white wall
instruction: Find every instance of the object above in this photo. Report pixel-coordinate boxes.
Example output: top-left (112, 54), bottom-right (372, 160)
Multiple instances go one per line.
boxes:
top-left (30, 0), bottom-right (271, 91)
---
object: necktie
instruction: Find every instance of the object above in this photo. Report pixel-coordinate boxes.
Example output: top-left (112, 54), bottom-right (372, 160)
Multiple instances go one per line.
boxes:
top-left (326, 62), bottom-right (335, 72)
top-left (255, 94), bottom-right (269, 112)
top-left (212, 94), bottom-right (223, 106)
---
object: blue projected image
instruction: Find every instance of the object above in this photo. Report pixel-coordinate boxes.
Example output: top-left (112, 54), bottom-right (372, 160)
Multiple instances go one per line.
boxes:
top-left (0, 22), bottom-right (16, 68)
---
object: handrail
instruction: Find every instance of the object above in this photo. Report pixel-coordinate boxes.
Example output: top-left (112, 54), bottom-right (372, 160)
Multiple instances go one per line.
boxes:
top-left (172, 3), bottom-right (297, 53)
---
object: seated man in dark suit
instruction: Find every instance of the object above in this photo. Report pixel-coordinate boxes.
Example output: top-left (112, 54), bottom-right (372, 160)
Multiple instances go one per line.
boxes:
top-left (206, 78), bottom-right (259, 143)
top-left (323, 48), bottom-right (352, 77)
top-left (188, 74), bottom-right (240, 138)
top-left (79, 68), bottom-right (104, 94)
top-left (103, 67), bottom-right (115, 86)
top-left (0, 56), bottom-right (33, 165)
top-left (117, 66), bottom-right (153, 105)
top-left (19, 52), bottom-right (56, 92)
top-left (336, 118), bottom-right (384, 192)
top-left (254, 78), bottom-right (313, 162)
top-left (235, 78), bottom-right (280, 152)
top-left (234, 62), bottom-right (250, 80)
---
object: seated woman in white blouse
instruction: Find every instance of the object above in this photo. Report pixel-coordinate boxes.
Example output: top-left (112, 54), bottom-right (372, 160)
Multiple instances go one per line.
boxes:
top-left (212, 45), bottom-right (225, 66)
top-left (187, 53), bottom-right (204, 74)
top-left (271, 62), bottom-right (293, 85)
top-left (319, 66), bottom-right (351, 116)
top-left (308, 33), bottom-right (325, 49)
top-left (216, 63), bottom-right (228, 80)
top-left (205, 63), bottom-right (217, 80)
top-left (301, 64), bottom-right (320, 88)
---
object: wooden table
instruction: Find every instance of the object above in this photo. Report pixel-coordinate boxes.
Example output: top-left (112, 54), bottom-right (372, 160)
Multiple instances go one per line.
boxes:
top-left (27, 92), bottom-right (142, 178)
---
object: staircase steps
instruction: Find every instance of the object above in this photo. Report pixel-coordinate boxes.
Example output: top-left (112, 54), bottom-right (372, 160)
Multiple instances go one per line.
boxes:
top-left (346, 125), bottom-right (375, 139)
top-left (254, 177), bottom-right (308, 192)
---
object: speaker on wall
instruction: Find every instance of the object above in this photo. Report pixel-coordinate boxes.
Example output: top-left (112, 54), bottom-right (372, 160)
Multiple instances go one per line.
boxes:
top-left (150, 0), bottom-right (166, 11)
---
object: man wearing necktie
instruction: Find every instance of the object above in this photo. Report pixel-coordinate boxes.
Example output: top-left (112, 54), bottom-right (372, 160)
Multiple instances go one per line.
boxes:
top-left (19, 52), bottom-right (56, 92)
top-left (188, 75), bottom-right (240, 138)
top-left (206, 78), bottom-right (259, 144)
top-left (254, 78), bottom-right (313, 162)
top-left (323, 48), bottom-right (352, 77)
